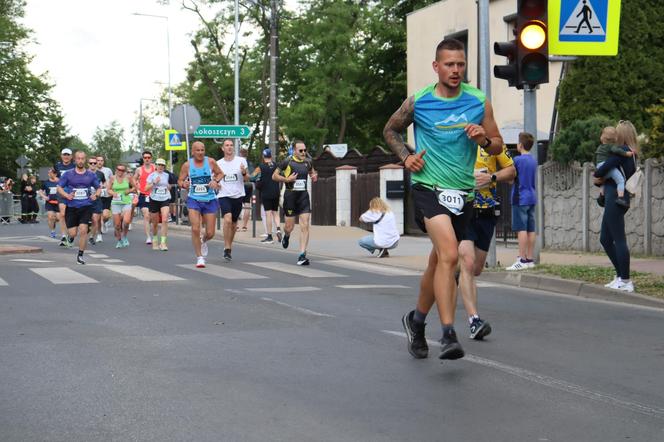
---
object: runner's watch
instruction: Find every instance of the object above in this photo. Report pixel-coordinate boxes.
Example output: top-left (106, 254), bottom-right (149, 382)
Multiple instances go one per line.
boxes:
top-left (482, 137), bottom-right (492, 149)
top-left (491, 173), bottom-right (497, 183)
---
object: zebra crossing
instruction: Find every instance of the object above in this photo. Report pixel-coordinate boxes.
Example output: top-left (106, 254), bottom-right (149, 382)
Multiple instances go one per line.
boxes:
top-left (0, 255), bottom-right (427, 288)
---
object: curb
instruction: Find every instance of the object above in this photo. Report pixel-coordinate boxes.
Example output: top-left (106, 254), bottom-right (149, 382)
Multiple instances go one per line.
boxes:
top-left (479, 272), bottom-right (664, 309)
top-left (0, 244), bottom-right (43, 255)
top-left (166, 224), bottom-right (663, 308)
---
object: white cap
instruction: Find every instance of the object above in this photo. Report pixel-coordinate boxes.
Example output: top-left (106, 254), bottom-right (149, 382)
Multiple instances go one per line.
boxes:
top-left (61, 148), bottom-right (72, 155)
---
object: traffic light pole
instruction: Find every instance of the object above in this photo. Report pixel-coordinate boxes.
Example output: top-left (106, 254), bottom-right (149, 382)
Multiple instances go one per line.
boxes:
top-left (523, 85), bottom-right (541, 263)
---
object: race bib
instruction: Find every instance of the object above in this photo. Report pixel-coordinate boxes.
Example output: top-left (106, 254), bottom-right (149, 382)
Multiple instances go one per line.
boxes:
top-left (100, 188), bottom-right (108, 197)
top-left (49, 187), bottom-right (57, 195)
top-left (435, 188), bottom-right (468, 216)
top-left (155, 187), bottom-right (168, 196)
top-left (293, 179), bottom-right (307, 191)
top-left (193, 184), bottom-right (208, 194)
top-left (73, 188), bottom-right (88, 200)
top-left (145, 195), bottom-right (150, 203)
top-left (112, 193), bottom-right (122, 201)
top-left (224, 174), bottom-right (238, 182)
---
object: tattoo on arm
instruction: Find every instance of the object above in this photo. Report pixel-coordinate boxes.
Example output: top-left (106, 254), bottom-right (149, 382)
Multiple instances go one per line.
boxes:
top-left (383, 96), bottom-right (415, 161)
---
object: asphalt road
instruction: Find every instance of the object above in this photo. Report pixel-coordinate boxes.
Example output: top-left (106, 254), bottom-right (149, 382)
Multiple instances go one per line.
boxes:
top-left (1, 222), bottom-right (663, 441)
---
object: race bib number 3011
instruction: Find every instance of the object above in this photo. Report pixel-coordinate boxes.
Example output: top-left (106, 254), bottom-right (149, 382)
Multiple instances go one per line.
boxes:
top-left (436, 188), bottom-right (467, 215)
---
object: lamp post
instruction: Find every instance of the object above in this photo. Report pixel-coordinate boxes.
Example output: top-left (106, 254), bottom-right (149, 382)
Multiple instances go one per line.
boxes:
top-left (132, 12), bottom-right (173, 169)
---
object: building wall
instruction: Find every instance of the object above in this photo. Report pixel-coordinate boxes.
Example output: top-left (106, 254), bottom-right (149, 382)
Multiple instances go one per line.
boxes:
top-left (406, 0), bottom-right (563, 143)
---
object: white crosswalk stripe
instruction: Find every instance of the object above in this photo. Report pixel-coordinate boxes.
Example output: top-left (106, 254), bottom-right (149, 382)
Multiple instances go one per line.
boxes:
top-left (178, 263), bottom-right (267, 280)
top-left (320, 259), bottom-right (421, 276)
top-left (30, 267), bottom-right (98, 284)
top-left (0, 277), bottom-right (8, 286)
top-left (99, 265), bottom-right (185, 282)
top-left (247, 261), bottom-right (345, 278)
top-left (246, 287), bottom-right (320, 293)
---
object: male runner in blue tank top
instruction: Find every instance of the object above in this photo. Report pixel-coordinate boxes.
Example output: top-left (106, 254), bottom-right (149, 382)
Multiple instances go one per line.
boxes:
top-left (383, 38), bottom-right (503, 362)
top-left (178, 141), bottom-right (224, 268)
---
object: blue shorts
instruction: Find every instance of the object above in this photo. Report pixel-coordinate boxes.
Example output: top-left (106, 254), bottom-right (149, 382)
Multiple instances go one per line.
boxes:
top-left (187, 197), bottom-right (219, 215)
top-left (218, 197), bottom-right (243, 222)
top-left (137, 194), bottom-right (150, 209)
top-left (91, 198), bottom-right (103, 214)
top-left (463, 210), bottom-right (497, 252)
top-left (512, 204), bottom-right (535, 232)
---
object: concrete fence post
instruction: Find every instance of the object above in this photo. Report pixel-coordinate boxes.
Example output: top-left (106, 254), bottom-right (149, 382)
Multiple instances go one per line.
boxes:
top-left (335, 165), bottom-right (357, 227)
top-left (582, 162), bottom-right (590, 252)
top-left (379, 164), bottom-right (404, 235)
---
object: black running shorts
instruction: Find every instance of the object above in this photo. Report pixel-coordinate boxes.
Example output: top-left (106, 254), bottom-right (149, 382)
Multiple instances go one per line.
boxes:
top-left (283, 190), bottom-right (311, 217)
top-left (412, 184), bottom-right (473, 242)
top-left (65, 205), bottom-right (93, 229)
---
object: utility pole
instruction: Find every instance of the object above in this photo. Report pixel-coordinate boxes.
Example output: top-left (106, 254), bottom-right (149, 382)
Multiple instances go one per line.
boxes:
top-left (269, 0), bottom-right (279, 153)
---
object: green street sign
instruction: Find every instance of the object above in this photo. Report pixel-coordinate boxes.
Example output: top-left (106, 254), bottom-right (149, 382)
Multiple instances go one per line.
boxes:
top-left (194, 125), bottom-right (251, 138)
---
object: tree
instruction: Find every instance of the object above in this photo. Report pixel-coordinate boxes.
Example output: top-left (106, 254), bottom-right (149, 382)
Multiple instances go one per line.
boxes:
top-left (557, 0), bottom-right (664, 132)
top-left (549, 115), bottom-right (614, 164)
top-left (90, 121), bottom-right (125, 167)
top-left (643, 99), bottom-right (664, 159)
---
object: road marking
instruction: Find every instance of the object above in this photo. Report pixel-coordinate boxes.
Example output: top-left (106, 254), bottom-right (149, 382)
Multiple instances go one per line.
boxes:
top-left (260, 297), bottom-right (334, 317)
top-left (383, 330), bottom-right (664, 419)
top-left (88, 253), bottom-right (109, 259)
top-left (0, 277), bottom-right (7, 286)
top-left (246, 287), bottom-right (320, 293)
top-left (476, 281), bottom-right (499, 288)
top-left (0, 235), bottom-right (51, 242)
top-left (30, 267), bottom-right (98, 284)
top-left (10, 259), bottom-right (54, 263)
top-left (336, 284), bottom-right (410, 289)
top-left (178, 263), bottom-right (267, 280)
top-left (321, 259), bottom-right (421, 276)
top-left (247, 262), bottom-right (345, 278)
top-left (102, 259), bottom-right (124, 263)
top-left (101, 265), bottom-right (185, 282)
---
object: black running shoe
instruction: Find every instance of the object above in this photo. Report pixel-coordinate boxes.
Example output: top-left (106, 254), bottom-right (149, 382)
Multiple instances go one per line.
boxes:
top-left (439, 329), bottom-right (465, 360)
top-left (276, 230), bottom-right (283, 243)
top-left (76, 255), bottom-right (85, 265)
top-left (282, 234), bottom-right (290, 249)
top-left (260, 235), bottom-right (274, 244)
top-left (296, 253), bottom-right (310, 266)
top-left (402, 310), bottom-right (428, 359)
top-left (469, 318), bottom-right (492, 340)
top-left (223, 249), bottom-right (232, 262)
top-left (89, 237), bottom-right (96, 246)
top-left (59, 236), bottom-right (67, 247)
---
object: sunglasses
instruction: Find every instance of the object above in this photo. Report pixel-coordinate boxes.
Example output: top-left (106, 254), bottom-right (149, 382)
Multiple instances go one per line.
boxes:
top-left (88, 162), bottom-right (97, 165)
top-left (143, 156), bottom-right (152, 159)
top-left (116, 168), bottom-right (126, 172)
top-left (297, 149), bottom-right (307, 153)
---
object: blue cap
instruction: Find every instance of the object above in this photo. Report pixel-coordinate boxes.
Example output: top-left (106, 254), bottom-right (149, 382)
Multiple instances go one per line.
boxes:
top-left (262, 148), bottom-right (272, 158)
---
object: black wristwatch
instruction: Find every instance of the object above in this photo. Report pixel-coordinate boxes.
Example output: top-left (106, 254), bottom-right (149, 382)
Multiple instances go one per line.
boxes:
top-left (482, 137), bottom-right (492, 149)
top-left (491, 173), bottom-right (497, 183)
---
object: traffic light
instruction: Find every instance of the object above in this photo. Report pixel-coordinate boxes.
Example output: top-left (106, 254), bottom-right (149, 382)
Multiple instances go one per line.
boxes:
top-left (516, 0), bottom-right (548, 86)
top-left (494, 40), bottom-right (519, 87)
top-left (493, 0), bottom-right (549, 88)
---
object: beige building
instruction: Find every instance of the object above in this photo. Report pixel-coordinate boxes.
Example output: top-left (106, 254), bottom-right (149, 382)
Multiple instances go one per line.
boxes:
top-left (406, 0), bottom-right (563, 144)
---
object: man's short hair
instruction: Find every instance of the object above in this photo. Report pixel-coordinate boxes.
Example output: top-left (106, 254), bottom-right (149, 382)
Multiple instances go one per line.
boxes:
top-left (142, 150), bottom-right (152, 157)
top-left (222, 138), bottom-right (234, 146)
top-left (292, 139), bottom-right (305, 147)
top-left (518, 132), bottom-right (535, 151)
top-left (435, 38), bottom-right (465, 59)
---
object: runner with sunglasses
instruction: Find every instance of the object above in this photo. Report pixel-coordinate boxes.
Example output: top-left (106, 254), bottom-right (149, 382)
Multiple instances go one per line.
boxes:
top-left (134, 151), bottom-right (156, 245)
top-left (107, 164), bottom-right (136, 248)
top-left (87, 158), bottom-right (106, 245)
top-left (272, 140), bottom-right (318, 266)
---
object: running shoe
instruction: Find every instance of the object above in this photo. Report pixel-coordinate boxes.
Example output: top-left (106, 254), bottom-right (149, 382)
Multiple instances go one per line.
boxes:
top-left (152, 241), bottom-right (159, 251)
top-left (122, 237), bottom-right (129, 247)
top-left (146, 236), bottom-right (152, 245)
top-left (76, 255), bottom-right (85, 265)
top-left (128, 223), bottom-right (132, 231)
top-left (196, 256), bottom-right (206, 268)
top-left (282, 234), bottom-right (290, 249)
top-left (59, 236), bottom-right (68, 247)
top-left (101, 222), bottom-right (108, 233)
top-left (469, 318), bottom-right (492, 340)
top-left (159, 241), bottom-right (168, 251)
top-left (276, 229), bottom-right (283, 243)
top-left (260, 235), bottom-right (274, 244)
top-left (612, 279), bottom-right (635, 293)
top-left (223, 249), bottom-right (232, 262)
top-left (439, 329), bottom-right (465, 361)
top-left (201, 240), bottom-right (209, 257)
top-left (116, 240), bottom-right (123, 249)
top-left (377, 248), bottom-right (389, 258)
top-left (49, 231), bottom-right (56, 239)
top-left (604, 275), bottom-right (619, 287)
top-left (65, 237), bottom-right (73, 248)
top-left (96, 233), bottom-right (103, 243)
top-left (401, 310), bottom-right (428, 359)
top-left (296, 253), bottom-right (310, 266)
top-left (525, 260), bottom-right (536, 269)
top-left (89, 237), bottom-right (96, 246)
top-left (506, 258), bottom-right (528, 271)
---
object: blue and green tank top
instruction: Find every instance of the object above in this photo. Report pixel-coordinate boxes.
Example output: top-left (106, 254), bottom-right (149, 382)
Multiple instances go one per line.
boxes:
top-left (412, 82), bottom-right (486, 190)
top-left (188, 156), bottom-right (216, 202)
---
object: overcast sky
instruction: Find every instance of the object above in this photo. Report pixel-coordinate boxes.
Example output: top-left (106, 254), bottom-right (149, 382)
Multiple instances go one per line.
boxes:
top-left (22, 0), bottom-right (217, 146)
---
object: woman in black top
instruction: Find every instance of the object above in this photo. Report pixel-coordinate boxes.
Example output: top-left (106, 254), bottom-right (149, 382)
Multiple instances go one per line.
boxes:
top-left (593, 120), bottom-right (638, 293)
top-left (20, 174), bottom-right (40, 223)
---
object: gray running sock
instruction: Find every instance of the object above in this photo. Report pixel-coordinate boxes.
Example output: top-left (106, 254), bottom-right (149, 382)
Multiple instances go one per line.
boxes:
top-left (413, 309), bottom-right (427, 324)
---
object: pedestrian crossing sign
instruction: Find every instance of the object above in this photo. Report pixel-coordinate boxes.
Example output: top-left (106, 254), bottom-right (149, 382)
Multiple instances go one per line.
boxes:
top-left (165, 129), bottom-right (187, 151)
top-left (548, 0), bottom-right (621, 56)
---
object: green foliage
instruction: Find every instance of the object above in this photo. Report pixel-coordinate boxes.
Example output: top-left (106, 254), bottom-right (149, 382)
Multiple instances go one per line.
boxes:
top-left (558, 0), bottom-right (664, 132)
top-left (643, 99), bottom-right (664, 159)
top-left (549, 115), bottom-right (614, 164)
top-left (0, 0), bottom-right (71, 178)
top-left (90, 122), bottom-right (125, 167)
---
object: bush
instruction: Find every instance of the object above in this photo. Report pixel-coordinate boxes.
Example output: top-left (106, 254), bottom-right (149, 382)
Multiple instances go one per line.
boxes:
top-left (643, 99), bottom-right (664, 160)
top-left (549, 115), bottom-right (615, 164)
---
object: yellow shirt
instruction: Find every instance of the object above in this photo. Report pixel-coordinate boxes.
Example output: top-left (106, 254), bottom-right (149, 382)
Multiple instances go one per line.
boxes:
top-left (474, 145), bottom-right (514, 209)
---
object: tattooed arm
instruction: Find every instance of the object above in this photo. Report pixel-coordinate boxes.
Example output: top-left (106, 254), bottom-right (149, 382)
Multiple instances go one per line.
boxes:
top-left (383, 96), bottom-right (426, 172)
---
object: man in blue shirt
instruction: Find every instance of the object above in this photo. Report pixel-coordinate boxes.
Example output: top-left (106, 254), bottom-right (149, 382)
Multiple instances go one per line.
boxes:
top-left (57, 151), bottom-right (101, 265)
top-left (507, 132), bottom-right (537, 270)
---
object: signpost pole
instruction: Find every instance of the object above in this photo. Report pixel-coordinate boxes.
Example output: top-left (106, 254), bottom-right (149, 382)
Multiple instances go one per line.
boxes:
top-left (523, 85), bottom-right (541, 263)
top-left (183, 104), bottom-right (191, 160)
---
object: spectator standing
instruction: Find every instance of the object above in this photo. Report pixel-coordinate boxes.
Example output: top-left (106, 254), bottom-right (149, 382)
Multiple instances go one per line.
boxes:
top-left (506, 132), bottom-right (537, 270)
